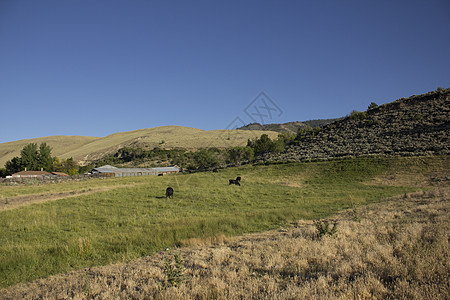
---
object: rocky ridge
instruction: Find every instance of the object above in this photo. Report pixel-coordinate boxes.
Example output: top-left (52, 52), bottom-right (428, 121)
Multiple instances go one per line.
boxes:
top-left (264, 88), bottom-right (450, 162)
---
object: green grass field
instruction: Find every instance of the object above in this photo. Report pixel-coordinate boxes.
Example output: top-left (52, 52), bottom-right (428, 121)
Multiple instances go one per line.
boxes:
top-left (0, 156), bottom-right (446, 288)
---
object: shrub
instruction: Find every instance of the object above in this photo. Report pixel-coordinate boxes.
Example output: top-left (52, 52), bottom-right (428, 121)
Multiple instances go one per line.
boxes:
top-left (351, 203), bottom-right (361, 222)
top-left (313, 219), bottom-right (338, 238)
top-left (349, 110), bottom-right (367, 121)
top-left (160, 245), bottom-right (186, 288)
top-left (368, 102), bottom-right (378, 110)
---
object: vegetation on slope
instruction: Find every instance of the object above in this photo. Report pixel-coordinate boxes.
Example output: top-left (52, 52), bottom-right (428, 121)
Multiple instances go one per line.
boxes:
top-left (267, 87), bottom-right (450, 162)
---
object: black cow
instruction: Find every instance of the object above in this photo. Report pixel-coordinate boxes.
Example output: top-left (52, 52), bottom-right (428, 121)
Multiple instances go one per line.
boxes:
top-left (229, 179), bottom-right (240, 186)
top-left (166, 187), bottom-right (174, 199)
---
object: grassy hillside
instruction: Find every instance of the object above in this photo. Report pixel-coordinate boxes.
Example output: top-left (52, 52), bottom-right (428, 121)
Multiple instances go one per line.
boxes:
top-left (1, 155), bottom-right (447, 289)
top-left (0, 126), bottom-right (279, 167)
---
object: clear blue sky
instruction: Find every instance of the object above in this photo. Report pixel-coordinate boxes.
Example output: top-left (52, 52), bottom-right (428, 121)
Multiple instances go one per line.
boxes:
top-left (1, 0), bottom-right (449, 143)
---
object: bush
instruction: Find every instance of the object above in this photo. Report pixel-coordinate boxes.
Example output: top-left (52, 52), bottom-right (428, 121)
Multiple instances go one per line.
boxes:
top-left (313, 219), bottom-right (338, 238)
top-left (368, 102), bottom-right (378, 110)
top-left (349, 110), bottom-right (367, 121)
top-left (160, 245), bottom-right (186, 288)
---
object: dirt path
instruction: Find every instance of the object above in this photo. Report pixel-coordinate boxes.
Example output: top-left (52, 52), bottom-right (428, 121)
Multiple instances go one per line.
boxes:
top-left (0, 184), bottom-right (141, 211)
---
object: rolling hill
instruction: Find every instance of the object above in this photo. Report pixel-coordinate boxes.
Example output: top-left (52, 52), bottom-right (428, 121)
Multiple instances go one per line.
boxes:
top-left (0, 126), bottom-right (279, 167)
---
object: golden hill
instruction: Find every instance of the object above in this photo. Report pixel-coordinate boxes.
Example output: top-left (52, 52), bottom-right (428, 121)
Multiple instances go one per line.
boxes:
top-left (0, 126), bottom-right (279, 167)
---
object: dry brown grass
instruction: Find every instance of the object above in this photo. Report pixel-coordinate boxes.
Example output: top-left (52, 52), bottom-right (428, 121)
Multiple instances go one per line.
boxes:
top-left (1, 187), bottom-right (448, 299)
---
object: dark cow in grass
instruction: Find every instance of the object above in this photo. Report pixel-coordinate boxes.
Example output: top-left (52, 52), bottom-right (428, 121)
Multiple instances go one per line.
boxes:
top-left (166, 187), bottom-right (174, 199)
top-left (229, 176), bottom-right (241, 186)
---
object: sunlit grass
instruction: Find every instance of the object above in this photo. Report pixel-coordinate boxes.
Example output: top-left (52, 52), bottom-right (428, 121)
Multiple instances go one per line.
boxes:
top-left (1, 156), bottom-right (445, 287)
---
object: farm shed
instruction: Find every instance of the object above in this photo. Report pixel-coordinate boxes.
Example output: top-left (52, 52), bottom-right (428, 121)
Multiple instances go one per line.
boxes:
top-left (91, 165), bottom-right (158, 177)
top-left (153, 166), bottom-right (180, 175)
top-left (12, 170), bottom-right (51, 178)
top-left (52, 172), bottom-right (70, 177)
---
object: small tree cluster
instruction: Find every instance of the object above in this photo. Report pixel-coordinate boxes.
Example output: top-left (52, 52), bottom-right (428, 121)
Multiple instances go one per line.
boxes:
top-left (5, 143), bottom-right (53, 174)
top-left (3, 143), bottom-right (80, 176)
top-left (247, 133), bottom-right (294, 156)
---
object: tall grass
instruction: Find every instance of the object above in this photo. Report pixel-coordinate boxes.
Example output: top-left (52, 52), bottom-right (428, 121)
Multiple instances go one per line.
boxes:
top-left (0, 156), bottom-right (442, 288)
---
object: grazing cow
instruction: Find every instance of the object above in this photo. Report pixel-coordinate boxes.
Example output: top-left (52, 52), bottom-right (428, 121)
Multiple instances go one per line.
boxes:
top-left (166, 187), bottom-right (174, 199)
top-left (229, 179), bottom-right (240, 186)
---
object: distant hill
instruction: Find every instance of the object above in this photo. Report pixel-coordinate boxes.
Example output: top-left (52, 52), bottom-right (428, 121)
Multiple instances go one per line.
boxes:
top-left (0, 126), bottom-right (279, 167)
top-left (238, 118), bottom-right (343, 134)
top-left (264, 88), bottom-right (450, 162)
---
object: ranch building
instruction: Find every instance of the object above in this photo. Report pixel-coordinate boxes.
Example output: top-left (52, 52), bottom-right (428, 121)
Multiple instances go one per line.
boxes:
top-left (12, 169), bottom-right (51, 178)
top-left (90, 165), bottom-right (180, 177)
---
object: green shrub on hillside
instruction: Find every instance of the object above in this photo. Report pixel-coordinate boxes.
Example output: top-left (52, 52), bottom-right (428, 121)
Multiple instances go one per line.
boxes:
top-left (349, 110), bottom-right (367, 121)
top-left (368, 102), bottom-right (378, 110)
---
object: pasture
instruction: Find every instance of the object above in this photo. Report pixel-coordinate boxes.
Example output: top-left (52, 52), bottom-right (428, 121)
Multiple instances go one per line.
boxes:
top-left (0, 156), bottom-right (447, 288)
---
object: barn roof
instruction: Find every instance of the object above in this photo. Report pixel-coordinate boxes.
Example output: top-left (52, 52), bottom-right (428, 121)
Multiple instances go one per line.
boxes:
top-left (93, 165), bottom-right (157, 174)
top-left (153, 166), bottom-right (180, 172)
top-left (12, 170), bottom-right (51, 176)
top-left (52, 172), bottom-right (70, 177)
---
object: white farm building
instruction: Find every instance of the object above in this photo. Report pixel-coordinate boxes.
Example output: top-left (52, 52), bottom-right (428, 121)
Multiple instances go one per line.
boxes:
top-left (91, 165), bottom-right (180, 177)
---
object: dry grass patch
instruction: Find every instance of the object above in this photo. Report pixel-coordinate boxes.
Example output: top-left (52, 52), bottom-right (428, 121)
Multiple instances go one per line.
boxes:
top-left (2, 187), bottom-right (448, 299)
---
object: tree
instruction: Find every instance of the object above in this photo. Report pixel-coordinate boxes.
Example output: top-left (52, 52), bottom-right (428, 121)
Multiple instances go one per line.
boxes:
top-left (38, 142), bottom-right (53, 172)
top-left (20, 143), bottom-right (39, 171)
top-left (4, 142), bottom-right (57, 174)
top-left (251, 134), bottom-right (274, 155)
top-left (270, 139), bottom-right (286, 153)
top-left (52, 157), bottom-right (64, 172)
top-left (193, 149), bottom-right (220, 170)
top-left (63, 158), bottom-right (79, 176)
top-left (277, 132), bottom-right (296, 145)
top-left (5, 156), bottom-right (23, 175)
top-left (0, 168), bottom-right (8, 178)
top-left (227, 146), bottom-right (254, 164)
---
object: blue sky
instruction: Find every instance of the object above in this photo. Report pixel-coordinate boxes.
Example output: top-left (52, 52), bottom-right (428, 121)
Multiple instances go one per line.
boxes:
top-left (1, 0), bottom-right (449, 143)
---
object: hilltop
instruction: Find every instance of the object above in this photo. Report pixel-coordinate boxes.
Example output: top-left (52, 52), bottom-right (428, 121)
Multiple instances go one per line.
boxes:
top-left (265, 88), bottom-right (450, 162)
top-left (0, 126), bottom-right (279, 167)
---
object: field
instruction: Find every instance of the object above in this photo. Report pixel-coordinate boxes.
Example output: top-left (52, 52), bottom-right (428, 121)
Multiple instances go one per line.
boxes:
top-left (0, 156), bottom-right (448, 298)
